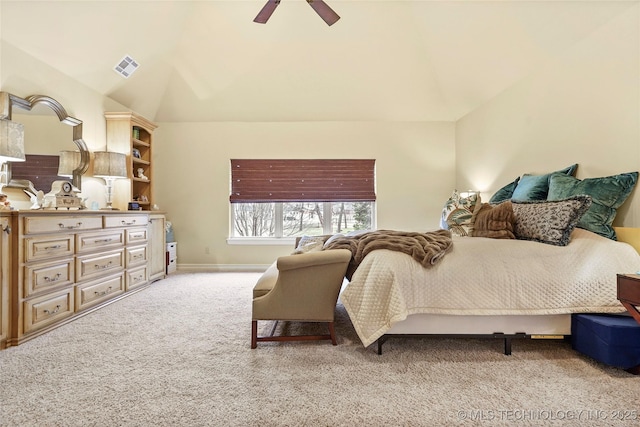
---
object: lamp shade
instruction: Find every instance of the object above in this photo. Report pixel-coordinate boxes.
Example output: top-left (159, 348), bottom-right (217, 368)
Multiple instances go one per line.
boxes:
top-left (58, 150), bottom-right (81, 177)
top-left (0, 119), bottom-right (25, 163)
top-left (93, 151), bottom-right (127, 178)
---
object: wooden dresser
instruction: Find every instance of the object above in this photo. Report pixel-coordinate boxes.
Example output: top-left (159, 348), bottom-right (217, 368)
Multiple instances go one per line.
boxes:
top-left (2, 210), bottom-right (165, 348)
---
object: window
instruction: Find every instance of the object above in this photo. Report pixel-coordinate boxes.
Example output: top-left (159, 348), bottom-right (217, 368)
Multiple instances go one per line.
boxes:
top-left (230, 159), bottom-right (376, 239)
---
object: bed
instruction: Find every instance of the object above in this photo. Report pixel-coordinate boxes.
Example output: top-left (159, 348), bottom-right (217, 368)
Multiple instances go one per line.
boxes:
top-left (336, 227), bottom-right (640, 353)
top-left (313, 167), bottom-right (640, 354)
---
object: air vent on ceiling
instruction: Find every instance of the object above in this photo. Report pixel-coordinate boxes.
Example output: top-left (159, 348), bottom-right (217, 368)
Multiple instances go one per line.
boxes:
top-left (114, 55), bottom-right (139, 78)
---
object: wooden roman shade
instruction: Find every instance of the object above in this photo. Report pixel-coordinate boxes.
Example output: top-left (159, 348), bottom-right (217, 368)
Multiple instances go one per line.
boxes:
top-left (230, 159), bottom-right (376, 203)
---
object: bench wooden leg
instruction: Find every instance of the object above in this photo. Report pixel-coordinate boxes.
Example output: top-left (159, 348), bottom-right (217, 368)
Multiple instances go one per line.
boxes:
top-left (252, 320), bottom-right (338, 347)
top-left (328, 322), bottom-right (337, 345)
top-left (251, 320), bottom-right (257, 349)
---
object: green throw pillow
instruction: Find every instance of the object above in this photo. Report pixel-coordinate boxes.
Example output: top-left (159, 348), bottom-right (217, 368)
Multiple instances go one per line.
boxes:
top-left (490, 164), bottom-right (577, 203)
top-left (547, 171), bottom-right (638, 240)
top-left (511, 164), bottom-right (579, 201)
top-left (489, 177), bottom-right (520, 204)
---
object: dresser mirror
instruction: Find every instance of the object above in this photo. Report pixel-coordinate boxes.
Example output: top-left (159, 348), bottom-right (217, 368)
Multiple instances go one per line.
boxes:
top-left (0, 92), bottom-right (90, 191)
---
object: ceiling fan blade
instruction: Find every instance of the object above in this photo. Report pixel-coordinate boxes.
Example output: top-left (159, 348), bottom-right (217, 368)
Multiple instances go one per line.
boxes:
top-left (307, 0), bottom-right (340, 26)
top-left (254, 0), bottom-right (281, 24)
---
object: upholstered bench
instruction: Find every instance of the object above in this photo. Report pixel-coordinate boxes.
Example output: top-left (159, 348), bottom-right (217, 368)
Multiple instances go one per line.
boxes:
top-left (253, 262), bottom-right (279, 299)
top-left (251, 247), bottom-right (352, 348)
top-left (572, 313), bottom-right (640, 374)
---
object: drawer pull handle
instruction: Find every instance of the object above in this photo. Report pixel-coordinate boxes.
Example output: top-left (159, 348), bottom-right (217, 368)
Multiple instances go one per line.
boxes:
top-left (134, 275), bottom-right (143, 282)
top-left (131, 234), bottom-right (144, 239)
top-left (133, 254), bottom-right (144, 260)
top-left (43, 304), bottom-right (61, 315)
top-left (121, 220), bottom-right (136, 226)
top-left (44, 244), bottom-right (63, 250)
top-left (94, 238), bottom-right (113, 243)
top-left (94, 261), bottom-right (113, 270)
top-left (94, 287), bottom-right (113, 297)
top-left (44, 273), bottom-right (62, 282)
top-left (59, 222), bottom-right (82, 230)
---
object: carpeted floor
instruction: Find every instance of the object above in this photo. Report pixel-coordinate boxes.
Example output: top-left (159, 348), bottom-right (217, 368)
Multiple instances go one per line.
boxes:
top-left (0, 272), bottom-right (638, 427)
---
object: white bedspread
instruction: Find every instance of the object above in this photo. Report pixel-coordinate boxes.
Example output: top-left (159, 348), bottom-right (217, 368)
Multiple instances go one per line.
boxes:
top-left (340, 229), bottom-right (640, 347)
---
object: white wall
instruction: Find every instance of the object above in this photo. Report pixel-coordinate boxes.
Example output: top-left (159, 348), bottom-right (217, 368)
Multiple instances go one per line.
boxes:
top-left (1, 40), bottom-right (457, 267)
top-left (455, 4), bottom-right (640, 227)
top-left (153, 121), bottom-right (456, 267)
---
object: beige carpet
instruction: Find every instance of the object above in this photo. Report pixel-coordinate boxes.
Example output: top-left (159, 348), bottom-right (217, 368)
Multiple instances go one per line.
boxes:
top-left (0, 272), bottom-right (638, 427)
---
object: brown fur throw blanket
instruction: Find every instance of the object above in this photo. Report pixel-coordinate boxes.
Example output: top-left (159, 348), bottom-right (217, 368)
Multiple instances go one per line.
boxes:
top-left (323, 229), bottom-right (453, 279)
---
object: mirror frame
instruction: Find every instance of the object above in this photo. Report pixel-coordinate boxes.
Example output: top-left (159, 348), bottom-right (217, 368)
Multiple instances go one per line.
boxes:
top-left (0, 91), bottom-right (90, 190)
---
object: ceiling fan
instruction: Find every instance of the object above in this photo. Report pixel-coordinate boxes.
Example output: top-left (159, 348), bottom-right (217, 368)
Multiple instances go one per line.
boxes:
top-left (254, 0), bottom-right (340, 26)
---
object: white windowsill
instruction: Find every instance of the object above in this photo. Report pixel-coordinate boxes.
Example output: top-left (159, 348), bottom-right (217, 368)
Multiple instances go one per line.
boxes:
top-left (227, 237), bottom-right (297, 246)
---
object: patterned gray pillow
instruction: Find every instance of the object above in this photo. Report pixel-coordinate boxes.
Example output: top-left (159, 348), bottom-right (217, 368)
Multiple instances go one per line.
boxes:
top-left (511, 195), bottom-right (592, 246)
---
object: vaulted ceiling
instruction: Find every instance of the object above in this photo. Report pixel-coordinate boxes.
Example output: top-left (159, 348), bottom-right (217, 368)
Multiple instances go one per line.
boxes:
top-left (1, 1), bottom-right (635, 123)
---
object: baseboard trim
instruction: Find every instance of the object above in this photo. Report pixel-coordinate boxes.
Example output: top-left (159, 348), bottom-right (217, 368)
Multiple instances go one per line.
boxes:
top-left (176, 263), bottom-right (269, 272)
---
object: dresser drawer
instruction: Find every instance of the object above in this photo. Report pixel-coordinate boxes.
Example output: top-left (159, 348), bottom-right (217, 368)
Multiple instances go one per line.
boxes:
top-left (23, 288), bottom-right (74, 334)
top-left (126, 227), bottom-right (148, 244)
top-left (24, 235), bottom-right (74, 262)
top-left (23, 216), bottom-right (102, 234)
top-left (126, 244), bottom-right (148, 268)
top-left (126, 266), bottom-right (148, 291)
top-left (76, 230), bottom-right (125, 253)
top-left (75, 273), bottom-right (125, 311)
top-left (76, 249), bottom-right (124, 282)
top-left (104, 215), bottom-right (149, 228)
top-left (24, 259), bottom-right (74, 297)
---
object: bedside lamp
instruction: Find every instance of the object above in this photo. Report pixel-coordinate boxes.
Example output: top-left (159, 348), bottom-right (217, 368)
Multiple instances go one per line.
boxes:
top-left (93, 151), bottom-right (127, 210)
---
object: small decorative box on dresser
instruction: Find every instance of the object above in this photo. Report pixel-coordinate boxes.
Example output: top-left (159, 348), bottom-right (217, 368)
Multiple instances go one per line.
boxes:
top-left (166, 242), bottom-right (177, 274)
top-left (3, 211), bottom-right (166, 348)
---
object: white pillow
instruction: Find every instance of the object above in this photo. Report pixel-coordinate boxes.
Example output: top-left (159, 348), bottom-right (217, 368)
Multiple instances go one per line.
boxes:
top-left (293, 235), bottom-right (326, 254)
top-left (323, 233), bottom-right (345, 248)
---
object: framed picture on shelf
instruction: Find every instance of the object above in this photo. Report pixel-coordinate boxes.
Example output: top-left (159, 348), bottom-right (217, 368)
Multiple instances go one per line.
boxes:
top-left (132, 148), bottom-right (141, 159)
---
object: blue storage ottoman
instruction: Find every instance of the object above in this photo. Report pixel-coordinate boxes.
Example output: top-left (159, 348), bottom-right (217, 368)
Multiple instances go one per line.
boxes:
top-left (572, 313), bottom-right (640, 373)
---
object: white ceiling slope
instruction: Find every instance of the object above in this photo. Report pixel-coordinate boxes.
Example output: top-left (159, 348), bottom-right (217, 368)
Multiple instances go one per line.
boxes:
top-left (0, 1), bottom-right (635, 123)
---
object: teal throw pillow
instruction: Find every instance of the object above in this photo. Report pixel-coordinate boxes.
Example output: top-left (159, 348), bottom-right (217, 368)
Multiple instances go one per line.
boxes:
top-left (489, 177), bottom-right (519, 204)
top-left (490, 164), bottom-right (577, 203)
top-left (547, 171), bottom-right (639, 240)
top-left (511, 164), bottom-right (579, 201)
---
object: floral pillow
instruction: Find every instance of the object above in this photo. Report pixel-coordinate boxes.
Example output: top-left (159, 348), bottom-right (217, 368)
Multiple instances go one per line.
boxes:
top-left (440, 190), bottom-right (482, 237)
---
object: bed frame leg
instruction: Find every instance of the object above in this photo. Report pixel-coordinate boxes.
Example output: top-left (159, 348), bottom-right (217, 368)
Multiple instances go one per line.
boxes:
top-left (377, 336), bottom-right (388, 355)
top-left (504, 337), bottom-right (512, 355)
